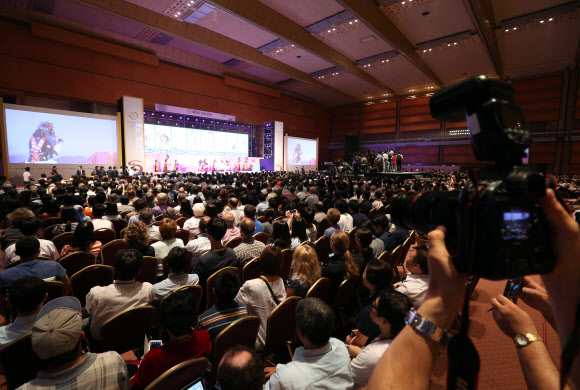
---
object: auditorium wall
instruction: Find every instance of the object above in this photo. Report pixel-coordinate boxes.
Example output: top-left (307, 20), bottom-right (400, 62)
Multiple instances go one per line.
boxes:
top-left (0, 19), bottom-right (332, 173)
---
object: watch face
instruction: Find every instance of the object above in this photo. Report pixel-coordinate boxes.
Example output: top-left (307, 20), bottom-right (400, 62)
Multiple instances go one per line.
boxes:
top-left (514, 334), bottom-right (528, 346)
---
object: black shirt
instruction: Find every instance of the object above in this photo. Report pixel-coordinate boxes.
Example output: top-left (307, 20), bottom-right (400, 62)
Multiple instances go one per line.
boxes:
top-left (193, 248), bottom-right (236, 289)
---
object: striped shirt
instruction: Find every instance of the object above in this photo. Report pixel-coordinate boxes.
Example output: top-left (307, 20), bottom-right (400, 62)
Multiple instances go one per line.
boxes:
top-left (198, 302), bottom-right (248, 341)
top-left (60, 241), bottom-right (102, 258)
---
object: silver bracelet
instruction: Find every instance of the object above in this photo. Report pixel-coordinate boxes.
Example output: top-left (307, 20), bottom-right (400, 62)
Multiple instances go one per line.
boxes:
top-left (405, 308), bottom-right (450, 345)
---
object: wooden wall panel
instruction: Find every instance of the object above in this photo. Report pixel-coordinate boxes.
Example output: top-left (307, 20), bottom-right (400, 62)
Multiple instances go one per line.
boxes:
top-left (442, 145), bottom-right (478, 165)
top-left (567, 142), bottom-right (580, 173)
top-left (399, 146), bottom-right (439, 164)
top-left (513, 75), bottom-right (562, 123)
top-left (332, 104), bottom-right (359, 136)
top-left (362, 101), bottom-right (396, 134)
top-left (400, 97), bottom-right (440, 132)
top-left (529, 142), bottom-right (557, 165)
top-left (576, 73), bottom-right (580, 120)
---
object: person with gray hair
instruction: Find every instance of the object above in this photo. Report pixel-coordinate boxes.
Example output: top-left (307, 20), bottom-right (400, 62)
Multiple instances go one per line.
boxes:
top-left (233, 219), bottom-right (265, 266)
top-left (183, 202), bottom-right (205, 240)
top-left (152, 192), bottom-right (172, 217)
top-left (222, 211), bottom-right (240, 243)
top-left (264, 298), bottom-right (353, 389)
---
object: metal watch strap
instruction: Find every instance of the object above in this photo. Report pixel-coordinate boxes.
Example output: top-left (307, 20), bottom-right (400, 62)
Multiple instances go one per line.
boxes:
top-left (514, 333), bottom-right (542, 348)
top-left (405, 308), bottom-right (449, 345)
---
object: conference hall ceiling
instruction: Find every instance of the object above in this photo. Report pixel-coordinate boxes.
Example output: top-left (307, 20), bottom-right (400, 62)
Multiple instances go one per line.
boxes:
top-left (1, 0), bottom-right (579, 107)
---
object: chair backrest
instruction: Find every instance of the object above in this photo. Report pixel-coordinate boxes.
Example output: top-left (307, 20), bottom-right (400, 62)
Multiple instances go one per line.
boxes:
top-left (206, 267), bottom-right (239, 309)
top-left (399, 237), bottom-right (413, 266)
top-left (314, 235), bottom-right (330, 264)
top-left (257, 216), bottom-right (267, 223)
top-left (52, 232), bottom-right (74, 253)
top-left (144, 357), bottom-right (209, 390)
top-left (279, 249), bottom-right (294, 280)
top-left (274, 216), bottom-right (284, 222)
top-left (305, 277), bottom-right (331, 301)
top-left (377, 205), bottom-right (385, 215)
top-left (332, 275), bottom-right (360, 309)
top-left (99, 239), bottom-right (129, 266)
top-left (348, 227), bottom-right (357, 251)
top-left (110, 218), bottom-right (127, 239)
top-left (161, 285), bottom-right (203, 309)
top-left (317, 218), bottom-right (330, 239)
top-left (263, 296), bottom-right (302, 358)
top-left (136, 256), bottom-right (158, 284)
top-left (174, 229), bottom-right (190, 245)
top-left (0, 333), bottom-right (42, 390)
top-left (225, 236), bottom-right (242, 249)
top-left (253, 231), bottom-right (268, 245)
top-left (152, 221), bottom-right (162, 227)
top-left (119, 227), bottom-right (128, 240)
top-left (390, 245), bottom-right (404, 281)
top-left (100, 306), bottom-right (155, 354)
top-left (58, 252), bottom-right (96, 277)
top-left (42, 217), bottom-right (63, 229)
top-left (367, 207), bottom-right (379, 220)
top-left (209, 316), bottom-right (260, 387)
top-left (176, 217), bottom-right (188, 229)
top-left (6, 258), bottom-right (22, 269)
top-left (42, 225), bottom-right (59, 241)
top-left (45, 281), bottom-right (66, 303)
top-left (70, 265), bottom-right (114, 307)
top-left (120, 211), bottom-right (131, 219)
top-left (242, 258), bottom-right (261, 283)
top-left (94, 228), bottom-right (116, 246)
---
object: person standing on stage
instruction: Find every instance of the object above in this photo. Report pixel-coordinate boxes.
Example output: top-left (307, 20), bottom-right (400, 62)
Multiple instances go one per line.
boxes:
top-left (375, 152), bottom-right (383, 173)
top-left (154, 160), bottom-right (160, 173)
top-left (163, 156), bottom-right (168, 172)
top-left (387, 149), bottom-right (394, 172)
top-left (382, 150), bottom-right (389, 172)
top-left (23, 167), bottom-right (33, 186)
top-left (391, 153), bottom-right (396, 172)
top-left (175, 160), bottom-right (179, 172)
top-left (396, 152), bottom-right (403, 172)
top-left (360, 155), bottom-right (367, 175)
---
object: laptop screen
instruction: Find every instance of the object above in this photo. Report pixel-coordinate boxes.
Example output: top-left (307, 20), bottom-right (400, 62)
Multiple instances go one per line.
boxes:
top-left (181, 378), bottom-right (205, 390)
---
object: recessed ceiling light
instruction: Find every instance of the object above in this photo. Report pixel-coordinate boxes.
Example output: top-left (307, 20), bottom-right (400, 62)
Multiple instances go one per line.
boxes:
top-left (429, 48), bottom-right (432, 51)
top-left (512, 27), bottom-right (517, 30)
top-left (386, 59), bottom-right (389, 62)
top-left (549, 18), bottom-right (553, 21)
top-left (327, 30), bottom-right (331, 33)
top-left (402, 1), bottom-right (406, 4)
top-left (423, 49), bottom-right (426, 52)
top-left (540, 20), bottom-right (545, 23)
top-left (505, 29), bottom-right (509, 32)
top-left (447, 44), bottom-right (451, 46)
top-left (354, 20), bottom-right (358, 22)
top-left (332, 28), bottom-right (336, 31)
top-left (454, 42), bottom-right (457, 45)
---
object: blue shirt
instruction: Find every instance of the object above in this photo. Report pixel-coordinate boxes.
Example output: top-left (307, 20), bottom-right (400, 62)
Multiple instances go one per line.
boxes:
top-left (0, 314), bottom-right (37, 347)
top-left (253, 220), bottom-right (264, 234)
top-left (264, 338), bottom-right (353, 390)
top-left (0, 260), bottom-right (67, 292)
top-left (323, 225), bottom-right (343, 237)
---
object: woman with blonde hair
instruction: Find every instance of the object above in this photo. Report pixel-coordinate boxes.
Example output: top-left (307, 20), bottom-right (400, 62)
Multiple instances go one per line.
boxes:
top-left (321, 230), bottom-right (359, 300)
top-left (287, 245), bottom-right (321, 297)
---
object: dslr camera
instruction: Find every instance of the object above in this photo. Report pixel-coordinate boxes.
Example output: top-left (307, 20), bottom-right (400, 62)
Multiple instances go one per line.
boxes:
top-left (391, 76), bottom-right (556, 280)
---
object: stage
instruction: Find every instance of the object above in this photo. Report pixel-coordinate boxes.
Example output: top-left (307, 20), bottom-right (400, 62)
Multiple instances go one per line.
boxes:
top-left (365, 172), bottom-right (424, 179)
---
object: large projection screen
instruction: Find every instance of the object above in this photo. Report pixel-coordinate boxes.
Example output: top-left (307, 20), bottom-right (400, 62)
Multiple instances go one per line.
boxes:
top-left (2, 104), bottom-right (119, 184)
top-left (144, 124), bottom-right (260, 172)
top-left (285, 135), bottom-right (318, 172)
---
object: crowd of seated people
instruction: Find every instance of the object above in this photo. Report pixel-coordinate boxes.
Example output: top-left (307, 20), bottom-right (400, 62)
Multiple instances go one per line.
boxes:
top-left (0, 168), bottom-right (576, 389)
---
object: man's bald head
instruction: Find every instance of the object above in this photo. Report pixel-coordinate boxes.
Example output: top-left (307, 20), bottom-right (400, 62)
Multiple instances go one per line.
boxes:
top-left (218, 346), bottom-right (263, 390)
top-left (199, 216), bottom-right (211, 233)
top-left (229, 198), bottom-right (238, 208)
top-left (240, 218), bottom-right (255, 237)
top-left (222, 212), bottom-right (235, 227)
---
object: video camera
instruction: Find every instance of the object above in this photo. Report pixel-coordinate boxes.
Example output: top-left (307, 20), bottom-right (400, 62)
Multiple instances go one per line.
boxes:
top-left (391, 76), bottom-right (556, 280)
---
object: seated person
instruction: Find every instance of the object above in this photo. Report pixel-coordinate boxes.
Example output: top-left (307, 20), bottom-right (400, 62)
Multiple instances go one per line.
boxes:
top-left (186, 216), bottom-right (211, 264)
top-left (301, 207), bottom-right (317, 242)
top-left (264, 298), bottom-right (353, 389)
top-left (0, 217), bottom-right (59, 269)
top-left (51, 206), bottom-right (79, 236)
top-left (0, 276), bottom-right (47, 347)
top-left (0, 237), bottom-right (69, 293)
top-left (183, 203), bottom-right (205, 240)
top-left (139, 208), bottom-right (161, 240)
top-left (60, 221), bottom-right (102, 257)
top-left (151, 192), bottom-right (172, 217)
top-left (357, 219), bottom-right (384, 258)
top-left (396, 245), bottom-right (429, 307)
top-left (323, 208), bottom-right (343, 237)
top-left (234, 219), bottom-right (265, 266)
top-left (90, 204), bottom-right (114, 231)
top-left (130, 291), bottom-right (211, 390)
top-left (321, 231), bottom-right (359, 301)
top-left (86, 249), bottom-right (154, 340)
top-left (217, 345), bottom-right (264, 390)
top-left (243, 205), bottom-right (264, 234)
top-left (350, 289), bottom-right (412, 388)
top-left (153, 247), bottom-right (199, 301)
top-left (1, 208), bottom-right (34, 251)
top-left (193, 217), bottom-right (236, 291)
top-left (347, 259), bottom-right (393, 357)
top-left (124, 222), bottom-right (155, 257)
top-left (221, 211), bottom-right (241, 243)
top-left (151, 218), bottom-right (185, 277)
top-left (19, 296), bottom-right (129, 389)
top-left (351, 228), bottom-right (375, 273)
top-left (286, 245), bottom-right (321, 298)
top-left (199, 269), bottom-right (247, 342)
top-left (236, 246), bottom-right (286, 350)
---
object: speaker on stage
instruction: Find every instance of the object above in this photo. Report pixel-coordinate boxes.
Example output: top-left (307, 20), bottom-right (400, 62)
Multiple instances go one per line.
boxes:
top-left (344, 135), bottom-right (359, 158)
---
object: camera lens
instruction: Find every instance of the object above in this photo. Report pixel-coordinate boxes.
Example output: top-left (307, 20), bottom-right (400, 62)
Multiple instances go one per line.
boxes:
top-left (390, 191), bottom-right (460, 234)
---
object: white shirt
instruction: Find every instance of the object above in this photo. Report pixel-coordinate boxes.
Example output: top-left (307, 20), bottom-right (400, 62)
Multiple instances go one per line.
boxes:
top-left (235, 277), bottom-right (286, 350)
top-left (0, 238), bottom-right (59, 269)
top-left (148, 225), bottom-right (161, 240)
top-left (151, 238), bottom-right (185, 275)
top-left (23, 171), bottom-right (31, 182)
top-left (153, 272), bottom-right (199, 301)
top-left (350, 337), bottom-right (392, 388)
top-left (183, 216), bottom-right (203, 240)
top-left (91, 218), bottom-right (114, 231)
top-left (338, 213), bottom-right (353, 233)
top-left (306, 225), bottom-right (317, 242)
top-left (86, 280), bottom-right (154, 340)
top-left (396, 274), bottom-right (430, 307)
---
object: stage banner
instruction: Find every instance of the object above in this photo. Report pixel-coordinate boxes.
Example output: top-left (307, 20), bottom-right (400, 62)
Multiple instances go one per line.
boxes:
top-left (274, 121), bottom-right (284, 171)
top-left (155, 104), bottom-right (236, 121)
top-left (119, 96), bottom-right (145, 174)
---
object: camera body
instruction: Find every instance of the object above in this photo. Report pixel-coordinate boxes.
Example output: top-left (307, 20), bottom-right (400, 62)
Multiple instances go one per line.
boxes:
top-left (391, 76), bottom-right (556, 280)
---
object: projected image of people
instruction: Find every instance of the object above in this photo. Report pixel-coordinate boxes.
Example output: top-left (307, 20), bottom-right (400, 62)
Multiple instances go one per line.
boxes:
top-left (28, 122), bottom-right (64, 163)
top-left (293, 143), bottom-right (303, 164)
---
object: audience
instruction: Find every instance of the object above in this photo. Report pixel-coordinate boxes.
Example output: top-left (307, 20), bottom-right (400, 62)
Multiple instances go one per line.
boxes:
top-left (51, 206), bottom-right (78, 235)
top-left (222, 211), bottom-right (241, 243)
top-left (1, 208), bottom-right (34, 250)
top-left (396, 245), bottom-right (430, 307)
top-left (153, 247), bottom-right (199, 301)
top-left (286, 245), bottom-right (321, 297)
top-left (268, 220), bottom-right (291, 250)
top-left (130, 291), bottom-right (211, 390)
top-left (183, 202), bottom-right (205, 240)
top-left (288, 216), bottom-right (308, 249)
top-left (218, 345), bottom-right (264, 390)
top-left (243, 205), bottom-right (264, 234)
top-left (234, 218), bottom-right (265, 266)
top-left (86, 249), bottom-right (154, 340)
top-left (60, 220), bottom-right (102, 257)
top-left (264, 298), bottom-right (353, 389)
top-left (0, 217), bottom-right (59, 269)
top-left (151, 218), bottom-right (185, 277)
top-left (124, 221), bottom-right (155, 257)
top-left (321, 231), bottom-right (359, 300)
top-left (139, 208), bottom-right (161, 240)
top-left (324, 208), bottom-right (343, 237)
top-left (186, 216), bottom-right (211, 263)
top-left (199, 269), bottom-right (248, 341)
top-left (90, 204), bottom-right (113, 230)
top-left (0, 276), bottom-right (47, 347)
top-left (236, 246), bottom-right (286, 350)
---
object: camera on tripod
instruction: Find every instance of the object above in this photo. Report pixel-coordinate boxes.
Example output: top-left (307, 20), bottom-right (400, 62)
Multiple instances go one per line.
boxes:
top-left (391, 76), bottom-right (555, 280)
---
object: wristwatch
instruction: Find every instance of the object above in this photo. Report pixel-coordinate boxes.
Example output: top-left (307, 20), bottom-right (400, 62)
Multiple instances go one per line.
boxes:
top-left (405, 308), bottom-right (449, 345)
top-left (513, 333), bottom-right (542, 348)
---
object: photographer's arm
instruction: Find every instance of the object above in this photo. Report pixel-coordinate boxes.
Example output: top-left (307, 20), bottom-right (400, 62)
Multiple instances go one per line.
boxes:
top-left (539, 190), bottom-right (580, 388)
top-left (367, 228), bottom-right (467, 390)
